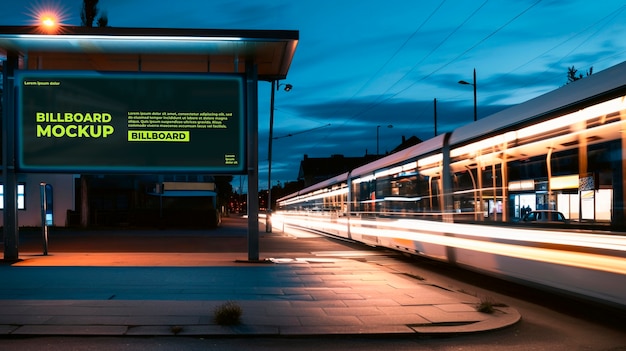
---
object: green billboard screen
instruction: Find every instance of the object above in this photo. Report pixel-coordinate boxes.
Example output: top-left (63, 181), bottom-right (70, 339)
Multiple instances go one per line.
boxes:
top-left (16, 71), bottom-right (246, 173)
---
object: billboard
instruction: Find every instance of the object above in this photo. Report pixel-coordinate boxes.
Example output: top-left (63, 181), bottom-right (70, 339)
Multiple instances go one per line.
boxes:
top-left (16, 71), bottom-right (246, 173)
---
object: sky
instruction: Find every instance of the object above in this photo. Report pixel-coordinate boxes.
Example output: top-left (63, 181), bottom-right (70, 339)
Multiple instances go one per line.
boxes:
top-left (1, 0), bottom-right (626, 193)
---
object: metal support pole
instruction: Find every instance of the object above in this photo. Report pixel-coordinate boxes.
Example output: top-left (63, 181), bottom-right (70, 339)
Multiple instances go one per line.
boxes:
top-left (40, 183), bottom-right (49, 256)
top-left (2, 52), bottom-right (19, 261)
top-left (458, 68), bottom-right (478, 123)
top-left (266, 80), bottom-right (276, 233)
top-left (433, 98), bottom-right (438, 136)
top-left (472, 68), bottom-right (477, 122)
top-left (442, 132), bottom-right (456, 264)
top-left (246, 61), bottom-right (260, 261)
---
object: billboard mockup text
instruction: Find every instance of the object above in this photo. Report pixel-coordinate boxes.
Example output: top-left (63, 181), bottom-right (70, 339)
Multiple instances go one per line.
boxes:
top-left (17, 71), bottom-right (246, 173)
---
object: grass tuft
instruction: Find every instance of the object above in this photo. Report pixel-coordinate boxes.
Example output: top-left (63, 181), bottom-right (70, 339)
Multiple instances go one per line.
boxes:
top-left (214, 301), bottom-right (243, 325)
top-left (170, 325), bottom-right (183, 335)
top-left (475, 296), bottom-right (498, 313)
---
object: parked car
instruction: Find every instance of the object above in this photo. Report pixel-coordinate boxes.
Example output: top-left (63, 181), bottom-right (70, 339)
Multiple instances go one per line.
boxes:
top-left (522, 210), bottom-right (567, 223)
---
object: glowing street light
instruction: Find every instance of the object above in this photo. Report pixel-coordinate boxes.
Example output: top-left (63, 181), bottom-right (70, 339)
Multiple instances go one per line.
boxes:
top-left (29, 2), bottom-right (67, 34)
top-left (38, 13), bottom-right (60, 34)
top-left (41, 16), bottom-right (56, 27)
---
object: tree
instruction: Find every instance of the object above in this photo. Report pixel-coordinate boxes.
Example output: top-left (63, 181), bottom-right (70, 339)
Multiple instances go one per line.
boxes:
top-left (80, 0), bottom-right (99, 27)
top-left (567, 65), bottom-right (593, 84)
top-left (96, 11), bottom-right (109, 27)
top-left (80, 0), bottom-right (108, 27)
top-left (264, 180), bottom-right (304, 211)
top-left (214, 175), bottom-right (234, 212)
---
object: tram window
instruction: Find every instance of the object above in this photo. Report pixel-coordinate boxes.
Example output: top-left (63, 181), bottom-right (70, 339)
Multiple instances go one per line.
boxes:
top-left (0, 184), bottom-right (26, 210)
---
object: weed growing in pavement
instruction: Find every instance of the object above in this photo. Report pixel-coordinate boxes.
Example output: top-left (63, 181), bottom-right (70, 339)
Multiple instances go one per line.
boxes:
top-left (475, 296), bottom-right (508, 313)
top-left (214, 301), bottom-right (243, 325)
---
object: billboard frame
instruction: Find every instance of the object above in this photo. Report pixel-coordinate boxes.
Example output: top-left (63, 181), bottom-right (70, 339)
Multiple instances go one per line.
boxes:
top-left (15, 70), bottom-right (248, 174)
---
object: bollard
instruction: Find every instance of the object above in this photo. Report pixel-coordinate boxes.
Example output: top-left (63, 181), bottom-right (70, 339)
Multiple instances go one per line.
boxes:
top-left (39, 182), bottom-right (50, 255)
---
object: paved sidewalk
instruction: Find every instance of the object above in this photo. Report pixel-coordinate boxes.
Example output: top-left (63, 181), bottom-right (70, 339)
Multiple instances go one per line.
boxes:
top-left (0, 222), bottom-right (520, 337)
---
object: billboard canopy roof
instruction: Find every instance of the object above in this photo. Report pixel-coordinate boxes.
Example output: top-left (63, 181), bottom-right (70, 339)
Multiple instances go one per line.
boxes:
top-left (0, 26), bottom-right (298, 81)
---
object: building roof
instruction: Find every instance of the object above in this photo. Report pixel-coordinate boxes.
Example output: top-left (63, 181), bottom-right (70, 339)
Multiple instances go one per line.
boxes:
top-left (298, 154), bottom-right (380, 185)
top-left (296, 136), bottom-right (425, 186)
top-left (389, 135), bottom-right (423, 153)
top-left (0, 26), bottom-right (298, 81)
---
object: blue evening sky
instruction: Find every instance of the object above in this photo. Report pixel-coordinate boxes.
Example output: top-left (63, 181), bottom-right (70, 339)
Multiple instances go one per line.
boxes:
top-left (1, 1), bottom-right (625, 192)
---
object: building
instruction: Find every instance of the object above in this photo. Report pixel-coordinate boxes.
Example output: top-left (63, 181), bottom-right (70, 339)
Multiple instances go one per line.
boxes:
top-left (297, 136), bottom-right (423, 187)
top-left (298, 154), bottom-right (379, 188)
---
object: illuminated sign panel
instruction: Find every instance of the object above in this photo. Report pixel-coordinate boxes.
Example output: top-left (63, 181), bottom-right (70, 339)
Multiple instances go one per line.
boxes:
top-left (16, 71), bottom-right (246, 173)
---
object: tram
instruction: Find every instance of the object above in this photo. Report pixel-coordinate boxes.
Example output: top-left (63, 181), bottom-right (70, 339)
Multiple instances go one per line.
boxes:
top-left (274, 61), bottom-right (626, 309)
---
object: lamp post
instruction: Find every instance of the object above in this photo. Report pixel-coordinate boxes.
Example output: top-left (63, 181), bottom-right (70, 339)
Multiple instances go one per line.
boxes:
top-left (266, 81), bottom-right (292, 233)
top-left (458, 68), bottom-right (477, 122)
top-left (376, 124), bottom-right (393, 155)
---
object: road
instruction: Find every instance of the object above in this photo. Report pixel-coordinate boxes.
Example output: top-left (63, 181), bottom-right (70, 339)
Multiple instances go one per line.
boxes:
top-left (1, 216), bottom-right (624, 350)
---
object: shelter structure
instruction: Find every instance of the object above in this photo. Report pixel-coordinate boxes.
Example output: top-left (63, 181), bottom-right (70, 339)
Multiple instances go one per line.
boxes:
top-left (0, 25), bottom-right (298, 261)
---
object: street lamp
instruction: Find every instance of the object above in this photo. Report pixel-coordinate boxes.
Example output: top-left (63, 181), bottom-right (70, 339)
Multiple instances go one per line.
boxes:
top-left (32, 4), bottom-right (64, 34)
top-left (458, 68), bottom-right (477, 122)
top-left (266, 81), bottom-right (292, 233)
top-left (39, 14), bottom-right (60, 34)
top-left (376, 124), bottom-right (393, 155)
top-left (41, 16), bottom-right (56, 27)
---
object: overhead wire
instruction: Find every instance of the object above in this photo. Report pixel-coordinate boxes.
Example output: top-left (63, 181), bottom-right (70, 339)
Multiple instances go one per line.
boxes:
top-left (500, 4), bottom-right (626, 95)
top-left (315, 0), bottom-right (492, 150)
top-left (309, 0), bottom-right (447, 149)
top-left (312, 0), bottom-right (622, 154)
top-left (341, 0), bottom-right (543, 147)
top-left (356, 0), bottom-right (625, 126)
top-left (333, 0), bottom-right (448, 113)
top-left (367, 0), bottom-right (489, 109)
top-left (380, 0), bottom-right (542, 108)
top-left (273, 123), bottom-right (331, 140)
